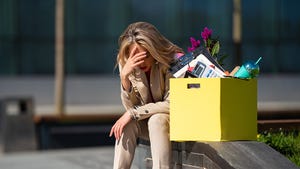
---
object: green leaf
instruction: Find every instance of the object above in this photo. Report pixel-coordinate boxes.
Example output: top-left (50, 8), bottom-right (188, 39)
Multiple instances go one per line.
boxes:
top-left (207, 39), bottom-right (211, 48)
top-left (211, 41), bottom-right (220, 56)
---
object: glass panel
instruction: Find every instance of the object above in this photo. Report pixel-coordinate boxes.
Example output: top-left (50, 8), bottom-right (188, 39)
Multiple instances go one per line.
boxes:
top-left (242, 0), bottom-right (300, 73)
top-left (1, 0), bottom-right (300, 75)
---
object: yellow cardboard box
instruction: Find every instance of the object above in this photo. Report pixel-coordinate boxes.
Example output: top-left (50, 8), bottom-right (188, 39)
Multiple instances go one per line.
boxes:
top-left (170, 78), bottom-right (257, 141)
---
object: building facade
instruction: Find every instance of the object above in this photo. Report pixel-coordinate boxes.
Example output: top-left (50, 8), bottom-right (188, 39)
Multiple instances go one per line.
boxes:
top-left (0, 0), bottom-right (299, 75)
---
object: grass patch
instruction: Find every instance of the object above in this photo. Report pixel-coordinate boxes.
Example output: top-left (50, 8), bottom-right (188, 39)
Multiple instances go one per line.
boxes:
top-left (257, 129), bottom-right (300, 167)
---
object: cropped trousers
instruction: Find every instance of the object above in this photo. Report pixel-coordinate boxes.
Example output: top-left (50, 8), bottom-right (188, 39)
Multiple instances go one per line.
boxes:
top-left (113, 113), bottom-right (171, 169)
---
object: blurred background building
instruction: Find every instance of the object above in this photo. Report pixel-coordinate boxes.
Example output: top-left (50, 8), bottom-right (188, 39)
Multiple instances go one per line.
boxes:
top-left (1, 0), bottom-right (300, 75)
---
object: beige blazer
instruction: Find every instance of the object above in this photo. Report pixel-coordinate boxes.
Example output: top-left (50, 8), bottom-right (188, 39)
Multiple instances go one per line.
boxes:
top-left (119, 62), bottom-right (173, 120)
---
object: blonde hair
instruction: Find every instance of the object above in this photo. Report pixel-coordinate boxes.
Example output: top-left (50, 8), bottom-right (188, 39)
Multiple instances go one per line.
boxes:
top-left (117, 22), bottom-right (183, 68)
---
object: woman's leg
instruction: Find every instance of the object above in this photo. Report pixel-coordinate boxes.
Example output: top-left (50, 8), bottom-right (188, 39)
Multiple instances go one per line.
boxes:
top-left (148, 113), bottom-right (171, 169)
top-left (113, 120), bottom-right (139, 169)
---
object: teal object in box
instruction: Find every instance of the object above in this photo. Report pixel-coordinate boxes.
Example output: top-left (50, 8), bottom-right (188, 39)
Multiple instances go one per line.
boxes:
top-left (234, 57), bottom-right (261, 79)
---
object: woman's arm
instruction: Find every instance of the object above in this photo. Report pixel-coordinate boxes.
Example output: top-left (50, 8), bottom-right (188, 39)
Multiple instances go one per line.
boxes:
top-left (119, 45), bottom-right (147, 92)
top-left (129, 68), bottom-right (173, 120)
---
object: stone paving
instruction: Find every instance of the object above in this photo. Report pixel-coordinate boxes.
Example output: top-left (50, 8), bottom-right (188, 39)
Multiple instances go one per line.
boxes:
top-left (0, 146), bottom-right (141, 169)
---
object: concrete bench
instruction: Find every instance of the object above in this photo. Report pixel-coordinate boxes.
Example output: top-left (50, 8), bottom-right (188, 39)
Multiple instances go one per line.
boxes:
top-left (33, 113), bottom-right (121, 149)
top-left (136, 139), bottom-right (299, 169)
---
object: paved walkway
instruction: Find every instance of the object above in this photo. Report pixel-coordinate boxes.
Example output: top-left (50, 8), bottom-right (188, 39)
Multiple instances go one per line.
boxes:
top-left (0, 146), bottom-right (141, 169)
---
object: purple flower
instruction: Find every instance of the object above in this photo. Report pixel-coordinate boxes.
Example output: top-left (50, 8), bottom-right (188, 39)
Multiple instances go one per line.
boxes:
top-left (201, 27), bottom-right (212, 41)
top-left (187, 37), bottom-right (201, 52)
top-left (188, 47), bottom-right (195, 52)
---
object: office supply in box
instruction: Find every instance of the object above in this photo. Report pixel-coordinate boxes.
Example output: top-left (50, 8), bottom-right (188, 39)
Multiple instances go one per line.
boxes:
top-left (170, 47), bottom-right (225, 78)
top-left (170, 78), bottom-right (257, 141)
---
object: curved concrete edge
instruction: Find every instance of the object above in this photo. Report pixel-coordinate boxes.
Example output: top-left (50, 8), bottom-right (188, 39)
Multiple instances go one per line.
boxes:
top-left (184, 141), bottom-right (299, 169)
top-left (137, 140), bottom-right (299, 169)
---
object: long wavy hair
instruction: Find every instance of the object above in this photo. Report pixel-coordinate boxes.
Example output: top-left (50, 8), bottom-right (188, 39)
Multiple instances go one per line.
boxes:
top-left (117, 22), bottom-right (183, 68)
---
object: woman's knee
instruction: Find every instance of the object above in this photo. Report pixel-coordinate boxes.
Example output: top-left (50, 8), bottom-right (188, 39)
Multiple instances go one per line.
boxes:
top-left (148, 113), bottom-right (169, 132)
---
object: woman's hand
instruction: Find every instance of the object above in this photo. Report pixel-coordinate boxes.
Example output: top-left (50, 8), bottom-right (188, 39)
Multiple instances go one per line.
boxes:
top-left (109, 111), bottom-right (132, 140)
top-left (120, 45), bottom-right (147, 91)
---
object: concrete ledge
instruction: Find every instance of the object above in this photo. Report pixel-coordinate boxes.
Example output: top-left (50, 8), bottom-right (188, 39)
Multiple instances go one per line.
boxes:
top-left (184, 141), bottom-right (298, 169)
top-left (137, 140), bottom-right (299, 169)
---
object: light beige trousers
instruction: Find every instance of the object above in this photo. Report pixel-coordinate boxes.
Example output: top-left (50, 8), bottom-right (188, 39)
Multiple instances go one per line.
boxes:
top-left (113, 113), bottom-right (171, 169)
